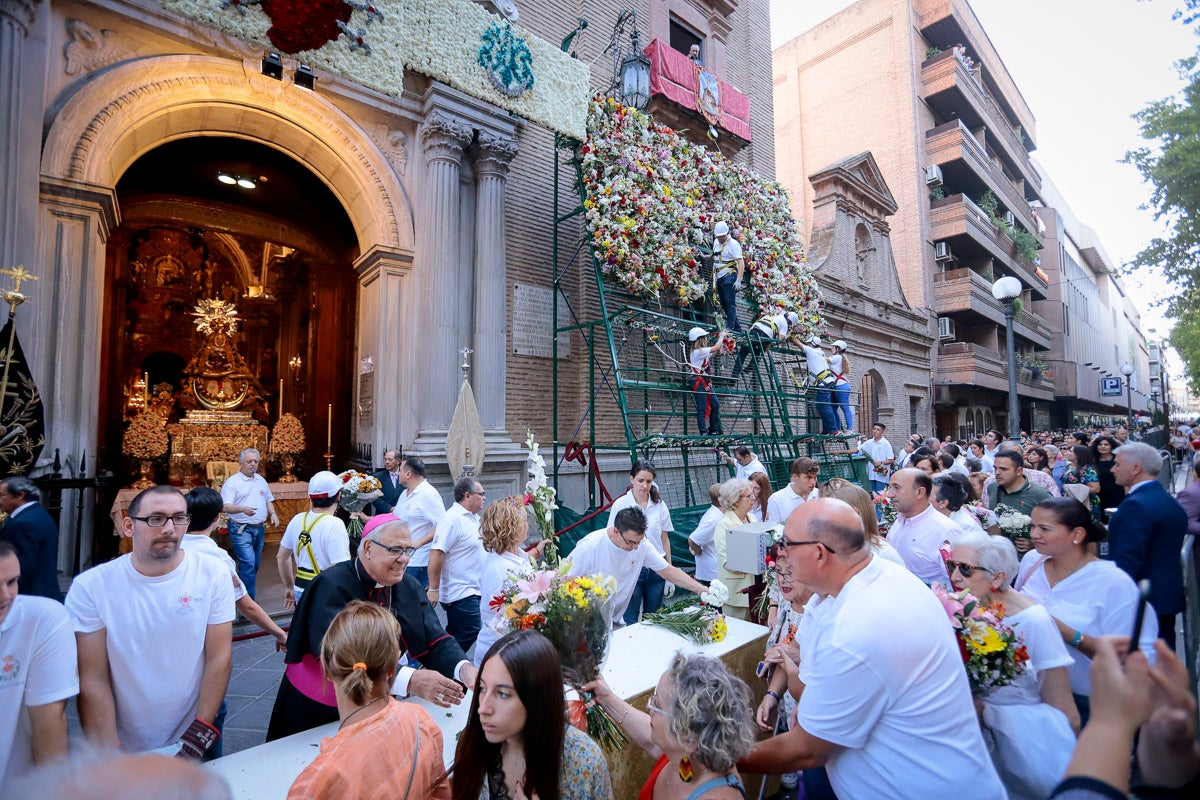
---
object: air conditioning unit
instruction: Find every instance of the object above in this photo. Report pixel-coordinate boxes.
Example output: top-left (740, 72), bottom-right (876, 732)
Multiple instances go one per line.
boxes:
top-left (925, 165), bottom-right (944, 187)
top-left (938, 316), bottom-right (956, 340)
top-left (1003, 211), bottom-right (1016, 227)
top-left (934, 241), bottom-right (953, 262)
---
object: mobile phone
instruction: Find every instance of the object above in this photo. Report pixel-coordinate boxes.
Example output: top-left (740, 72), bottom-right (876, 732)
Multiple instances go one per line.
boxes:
top-left (1129, 578), bottom-right (1152, 649)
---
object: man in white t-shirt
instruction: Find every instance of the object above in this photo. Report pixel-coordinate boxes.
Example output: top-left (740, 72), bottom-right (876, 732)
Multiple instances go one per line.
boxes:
top-left (567, 507), bottom-right (708, 626)
top-left (857, 423), bottom-right (895, 494)
top-left (740, 499), bottom-right (1005, 799)
top-left (980, 429), bottom-right (1001, 474)
top-left (276, 470), bottom-right (351, 609)
top-left (428, 477), bottom-right (487, 652)
top-left (722, 446), bottom-right (768, 481)
top-left (712, 220), bottom-right (744, 332)
top-left (219, 448), bottom-right (278, 599)
top-left (767, 457), bottom-right (820, 524)
top-left (887, 468), bottom-right (960, 585)
top-left (392, 456), bottom-right (445, 590)
top-left (0, 541), bottom-right (77, 786)
top-left (67, 486), bottom-right (235, 758)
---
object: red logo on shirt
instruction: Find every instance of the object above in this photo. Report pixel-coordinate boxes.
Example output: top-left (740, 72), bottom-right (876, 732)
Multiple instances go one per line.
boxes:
top-left (0, 654), bottom-right (20, 683)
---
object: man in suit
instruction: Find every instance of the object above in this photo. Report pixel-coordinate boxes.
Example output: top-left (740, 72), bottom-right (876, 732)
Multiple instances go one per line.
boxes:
top-left (0, 477), bottom-right (61, 601)
top-left (371, 449), bottom-right (404, 514)
top-left (264, 514), bottom-right (476, 740)
top-left (1108, 442), bottom-right (1188, 650)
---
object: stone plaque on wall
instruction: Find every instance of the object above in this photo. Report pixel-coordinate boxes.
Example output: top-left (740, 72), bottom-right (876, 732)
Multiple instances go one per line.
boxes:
top-left (512, 283), bottom-right (570, 359)
top-left (358, 372), bottom-right (374, 426)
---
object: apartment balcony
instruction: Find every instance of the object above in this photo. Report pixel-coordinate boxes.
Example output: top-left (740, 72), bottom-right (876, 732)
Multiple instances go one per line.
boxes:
top-left (933, 267), bottom-right (1051, 350)
top-left (937, 342), bottom-right (1055, 400)
top-left (921, 51), bottom-right (1039, 194)
top-left (925, 120), bottom-right (1040, 236)
top-left (643, 39), bottom-right (751, 150)
top-left (930, 193), bottom-right (1049, 299)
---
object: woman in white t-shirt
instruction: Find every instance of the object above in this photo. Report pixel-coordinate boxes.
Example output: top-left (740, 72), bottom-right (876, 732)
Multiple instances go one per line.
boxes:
top-left (949, 530), bottom-right (1078, 800)
top-left (474, 497), bottom-right (539, 667)
top-left (607, 461), bottom-right (674, 626)
top-left (827, 340), bottom-right (853, 434)
top-left (1016, 497), bottom-right (1157, 725)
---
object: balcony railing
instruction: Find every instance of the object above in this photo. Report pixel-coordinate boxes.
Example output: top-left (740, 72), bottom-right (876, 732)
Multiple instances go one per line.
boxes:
top-left (937, 342), bottom-right (1055, 399)
top-left (931, 194), bottom-right (1049, 298)
top-left (644, 39), bottom-right (752, 142)
top-left (934, 268), bottom-right (1051, 350)
top-left (921, 51), bottom-right (1039, 192)
top-left (925, 120), bottom-right (1039, 237)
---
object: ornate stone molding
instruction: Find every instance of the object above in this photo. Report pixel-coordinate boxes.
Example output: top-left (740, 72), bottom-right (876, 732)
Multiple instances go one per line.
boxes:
top-left (420, 111), bottom-right (473, 165)
top-left (0, 0), bottom-right (38, 30)
top-left (63, 18), bottom-right (132, 76)
top-left (474, 130), bottom-right (519, 178)
top-left (366, 123), bottom-right (409, 176)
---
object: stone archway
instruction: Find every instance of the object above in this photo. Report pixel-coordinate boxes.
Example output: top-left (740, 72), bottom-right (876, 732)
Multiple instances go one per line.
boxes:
top-left (35, 54), bottom-right (417, 478)
top-left (859, 369), bottom-right (890, 430)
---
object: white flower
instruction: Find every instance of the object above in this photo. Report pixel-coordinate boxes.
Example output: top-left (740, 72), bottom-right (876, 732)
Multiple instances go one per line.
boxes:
top-left (701, 580), bottom-right (730, 607)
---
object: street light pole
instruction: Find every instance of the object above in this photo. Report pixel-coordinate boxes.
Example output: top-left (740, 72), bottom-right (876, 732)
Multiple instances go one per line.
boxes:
top-left (1121, 362), bottom-right (1134, 431)
top-left (991, 276), bottom-right (1023, 440)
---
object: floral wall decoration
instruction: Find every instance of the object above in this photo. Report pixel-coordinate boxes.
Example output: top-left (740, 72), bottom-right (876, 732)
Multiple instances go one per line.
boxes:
top-left (580, 97), bottom-right (822, 333)
top-left (160, 0), bottom-right (589, 139)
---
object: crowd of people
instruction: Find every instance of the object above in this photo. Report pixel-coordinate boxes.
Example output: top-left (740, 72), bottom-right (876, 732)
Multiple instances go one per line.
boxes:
top-left (3, 420), bottom-right (1200, 799)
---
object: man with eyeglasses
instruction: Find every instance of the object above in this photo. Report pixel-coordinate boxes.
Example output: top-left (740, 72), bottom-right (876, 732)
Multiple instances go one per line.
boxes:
top-left (740, 499), bottom-right (1005, 799)
top-left (427, 477), bottom-right (487, 652)
top-left (66, 486), bottom-right (234, 759)
top-left (566, 507), bottom-right (709, 626)
top-left (266, 514), bottom-right (476, 740)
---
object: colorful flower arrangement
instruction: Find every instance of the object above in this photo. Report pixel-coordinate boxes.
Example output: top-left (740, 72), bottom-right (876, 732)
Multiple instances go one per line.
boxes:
top-left (580, 96), bottom-right (822, 334)
top-left (994, 504), bottom-right (1033, 544)
top-left (336, 469), bottom-right (383, 543)
top-left (966, 502), bottom-right (998, 531)
top-left (490, 565), bottom-right (627, 749)
top-left (269, 413), bottom-right (306, 454)
top-left (123, 410), bottom-right (170, 460)
top-left (643, 597), bottom-right (728, 644)
top-left (523, 429), bottom-right (559, 564)
top-left (872, 490), bottom-right (898, 532)
top-left (932, 584), bottom-right (1030, 696)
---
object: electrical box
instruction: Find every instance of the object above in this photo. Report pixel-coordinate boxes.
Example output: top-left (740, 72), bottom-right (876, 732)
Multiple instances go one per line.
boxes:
top-left (725, 520), bottom-right (782, 575)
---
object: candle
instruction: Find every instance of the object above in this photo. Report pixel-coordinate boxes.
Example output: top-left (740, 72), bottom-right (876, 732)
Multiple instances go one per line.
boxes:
top-left (327, 403), bottom-right (332, 450)
top-left (278, 378), bottom-right (284, 421)
top-left (143, 372), bottom-right (149, 404)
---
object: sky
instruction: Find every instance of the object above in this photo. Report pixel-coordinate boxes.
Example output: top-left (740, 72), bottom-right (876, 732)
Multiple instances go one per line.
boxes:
top-left (769, 0), bottom-right (1196, 375)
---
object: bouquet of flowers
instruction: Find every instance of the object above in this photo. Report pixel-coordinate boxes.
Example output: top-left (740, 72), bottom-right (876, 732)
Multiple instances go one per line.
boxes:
top-left (643, 596), bottom-right (729, 644)
top-left (932, 584), bottom-right (1030, 696)
top-left (123, 410), bottom-right (169, 460)
top-left (269, 413), bottom-right (306, 454)
top-left (336, 470), bottom-right (383, 544)
top-left (873, 490), bottom-right (898, 532)
top-left (751, 543), bottom-right (782, 621)
top-left (523, 429), bottom-right (560, 564)
top-left (966, 502), bottom-right (996, 530)
top-left (490, 564), bottom-right (627, 750)
top-left (994, 503), bottom-right (1032, 544)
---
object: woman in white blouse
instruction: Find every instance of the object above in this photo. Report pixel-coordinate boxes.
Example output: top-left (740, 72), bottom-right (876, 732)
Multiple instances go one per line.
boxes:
top-left (1016, 497), bottom-right (1157, 725)
top-left (474, 497), bottom-right (538, 667)
top-left (606, 460), bottom-right (674, 625)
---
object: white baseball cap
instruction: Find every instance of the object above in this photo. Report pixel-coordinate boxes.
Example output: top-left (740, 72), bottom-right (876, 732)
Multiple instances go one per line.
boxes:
top-left (714, 221), bottom-right (729, 236)
top-left (308, 470), bottom-right (342, 499)
top-left (688, 326), bottom-right (710, 342)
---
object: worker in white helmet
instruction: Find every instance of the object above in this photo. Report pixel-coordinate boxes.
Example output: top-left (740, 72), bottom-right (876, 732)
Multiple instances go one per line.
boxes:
top-left (711, 221), bottom-right (744, 332)
top-left (829, 339), bottom-right (854, 434)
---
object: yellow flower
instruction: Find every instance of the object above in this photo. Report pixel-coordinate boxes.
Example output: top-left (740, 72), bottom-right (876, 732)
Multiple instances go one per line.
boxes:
top-left (977, 627), bottom-right (1007, 654)
top-left (662, 185), bottom-right (671, 196)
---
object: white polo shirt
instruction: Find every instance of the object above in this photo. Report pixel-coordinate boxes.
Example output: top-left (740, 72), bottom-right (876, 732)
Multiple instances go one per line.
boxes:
top-left (566, 529), bottom-right (668, 625)
top-left (0, 596), bottom-right (78, 785)
top-left (606, 492), bottom-right (674, 557)
top-left (767, 484), bottom-right (818, 526)
top-left (735, 457), bottom-right (768, 481)
top-left (798, 557), bottom-right (1005, 799)
top-left (430, 502), bottom-right (485, 603)
top-left (889, 503), bottom-right (959, 585)
top-left (393, 479), bottom-right (446, 568)
top-left (220, 471), bottom-right (273, 525)
top-left (688, 505), bottom-right (724, 582)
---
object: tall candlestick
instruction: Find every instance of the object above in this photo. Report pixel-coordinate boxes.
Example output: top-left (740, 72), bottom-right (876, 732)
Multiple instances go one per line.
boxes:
top-left (278, 378), bottom-right (284, 421)
top-left (143, 372), bottom-right (149, 405)
top-left (327, 404), bottom-right (332, 449)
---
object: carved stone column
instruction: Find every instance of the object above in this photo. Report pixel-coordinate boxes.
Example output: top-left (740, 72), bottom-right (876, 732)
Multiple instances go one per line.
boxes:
top-left (414, 110), bottom-right (473, 448)
top-left (473, 131), bottom-right (518, 438)
top-left (354, 245), bottom-right (414, 464)
top-left (0, 0), bottom-right (41, 274)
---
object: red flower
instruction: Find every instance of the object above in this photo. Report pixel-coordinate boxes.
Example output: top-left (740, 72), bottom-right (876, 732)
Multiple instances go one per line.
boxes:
top-left (488, 594), bottom-right (505, 611)
top-left (523, 494), bottom-right (533, 505)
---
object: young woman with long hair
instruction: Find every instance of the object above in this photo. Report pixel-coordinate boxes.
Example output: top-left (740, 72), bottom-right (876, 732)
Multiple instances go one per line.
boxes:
top-left (451, 630), bottom-right (613, 800)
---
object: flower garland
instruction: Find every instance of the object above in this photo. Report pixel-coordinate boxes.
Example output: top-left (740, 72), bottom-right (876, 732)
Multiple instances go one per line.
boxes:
top-left (581, 96), bottom-right (823, 335)
top-left (124, 411), bottom-right (170, 460)
top-left (269, 413), bottom-right (306, 454)
top-left (160, 0), bottom-right (589, 139)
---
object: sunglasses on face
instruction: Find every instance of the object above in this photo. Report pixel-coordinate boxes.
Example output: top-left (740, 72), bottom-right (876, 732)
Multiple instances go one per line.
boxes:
top-left (946, 560), bottom-right (991, 578)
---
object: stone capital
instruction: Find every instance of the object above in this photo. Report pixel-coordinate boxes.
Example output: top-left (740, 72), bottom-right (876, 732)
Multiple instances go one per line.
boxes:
top-left (0, 0), bottom-right (38, 30)
top-left (420, 111), bottom-right (473, 165)
top-left (474, 131), bottom-right (519, 178)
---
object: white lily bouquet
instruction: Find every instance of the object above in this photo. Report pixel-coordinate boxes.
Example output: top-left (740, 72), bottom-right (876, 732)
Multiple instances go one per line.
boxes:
top-left (994, 504), bottom-right (1032, 545)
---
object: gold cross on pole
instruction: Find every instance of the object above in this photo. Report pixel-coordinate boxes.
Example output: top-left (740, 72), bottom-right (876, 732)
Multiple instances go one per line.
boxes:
top-left (0, 265), bottom-right (38, 317)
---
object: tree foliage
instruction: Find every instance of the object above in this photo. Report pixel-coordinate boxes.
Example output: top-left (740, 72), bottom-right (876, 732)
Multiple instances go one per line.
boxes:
top-left (1169, 305), bottom-right (1200, 393)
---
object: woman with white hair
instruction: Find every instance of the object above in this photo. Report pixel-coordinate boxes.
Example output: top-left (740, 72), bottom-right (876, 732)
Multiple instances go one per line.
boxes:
top-left (828, 340), bottom-right (853, 434)
top-left (713, 478), bottom-right (756, 620)
top-left (947, 530), bottom-right (1078, 800)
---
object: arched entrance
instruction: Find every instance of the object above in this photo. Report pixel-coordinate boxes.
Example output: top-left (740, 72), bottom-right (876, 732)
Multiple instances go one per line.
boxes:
top-left (38, 54), bottom-right (415, 486)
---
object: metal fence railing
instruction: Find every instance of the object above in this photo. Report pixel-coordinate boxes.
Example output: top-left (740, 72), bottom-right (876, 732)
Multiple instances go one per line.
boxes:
top-left (1182, 534), bottom-right (1198, 691)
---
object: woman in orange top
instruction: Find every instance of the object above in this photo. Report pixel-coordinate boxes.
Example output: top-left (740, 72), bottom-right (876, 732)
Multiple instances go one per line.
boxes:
top-left (287, 601), bottom-right (450, 800)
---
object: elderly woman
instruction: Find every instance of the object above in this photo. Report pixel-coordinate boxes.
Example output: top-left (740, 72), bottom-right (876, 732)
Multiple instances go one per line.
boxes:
top-left (1016, 497), bottom-right (1158, 724)
top-left (714, 478), bottom-right (756, 620)
top-left (817, 478), bottom-right (903, 565)
top-left (586, 654), bottom-right (756, 800)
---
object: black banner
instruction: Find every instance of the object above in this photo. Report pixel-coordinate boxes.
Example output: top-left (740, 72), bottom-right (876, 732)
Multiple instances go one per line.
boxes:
top-left (0, 319), bottom-right (45, 476)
